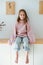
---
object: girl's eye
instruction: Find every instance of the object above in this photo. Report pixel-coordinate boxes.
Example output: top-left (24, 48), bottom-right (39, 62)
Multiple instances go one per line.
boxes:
top-left (21, 14), bottom-right (22, 16)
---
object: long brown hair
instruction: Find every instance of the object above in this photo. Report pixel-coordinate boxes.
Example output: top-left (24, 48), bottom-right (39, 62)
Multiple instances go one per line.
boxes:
top-left (17, 9), bottom-right (29, 23)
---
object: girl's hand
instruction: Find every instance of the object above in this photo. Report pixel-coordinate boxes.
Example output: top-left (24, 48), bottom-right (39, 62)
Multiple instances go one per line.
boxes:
top-left (30, 41), bottom-right (35, 44)
top-left (8, 40), bottom-right (12, 45)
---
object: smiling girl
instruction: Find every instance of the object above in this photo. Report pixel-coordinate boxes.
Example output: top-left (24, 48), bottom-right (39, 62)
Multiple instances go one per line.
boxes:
top-left (9, 9), bottom-right (35, 64)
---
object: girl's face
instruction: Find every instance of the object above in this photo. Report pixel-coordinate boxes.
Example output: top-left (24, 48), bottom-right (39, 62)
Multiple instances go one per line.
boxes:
top-left (19, 11), bottom-right (25, 21)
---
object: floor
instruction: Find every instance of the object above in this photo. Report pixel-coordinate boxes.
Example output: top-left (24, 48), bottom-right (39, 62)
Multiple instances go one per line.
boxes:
top-left (0, 43), bottom-right (43, 65)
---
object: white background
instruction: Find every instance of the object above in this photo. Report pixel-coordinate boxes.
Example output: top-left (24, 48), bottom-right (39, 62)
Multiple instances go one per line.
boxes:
top-left (0, 0), bottom-right (43, 65)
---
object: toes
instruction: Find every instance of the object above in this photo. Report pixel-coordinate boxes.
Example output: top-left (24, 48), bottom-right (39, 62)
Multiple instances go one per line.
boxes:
top-left (25, 59), bottom-right (29, 64)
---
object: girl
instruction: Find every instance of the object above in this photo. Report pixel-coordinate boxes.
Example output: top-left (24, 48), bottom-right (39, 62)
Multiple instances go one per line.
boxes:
top-left (9, 9), bottom-right (35, 64)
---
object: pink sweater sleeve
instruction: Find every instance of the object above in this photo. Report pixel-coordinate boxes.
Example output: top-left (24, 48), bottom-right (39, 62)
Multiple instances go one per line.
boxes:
top-left (9, 23), bottom-right (17, 43)
top-left (26, 21), bottom-right (35, 43)
top-left (13, 23), bottom-right (17, 39)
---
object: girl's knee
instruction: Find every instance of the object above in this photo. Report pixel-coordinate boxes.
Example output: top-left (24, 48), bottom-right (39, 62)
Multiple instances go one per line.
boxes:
top-left (23, 37), bottom-right (29, 44)
top-left (15, 37), bottom-right (21, 44)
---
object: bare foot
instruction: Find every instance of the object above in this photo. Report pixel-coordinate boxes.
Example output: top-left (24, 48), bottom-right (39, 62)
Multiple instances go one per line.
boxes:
top-left (15, 59), bottom-right (18, 63)
top-left (15, 51), bottom-right (18, 63)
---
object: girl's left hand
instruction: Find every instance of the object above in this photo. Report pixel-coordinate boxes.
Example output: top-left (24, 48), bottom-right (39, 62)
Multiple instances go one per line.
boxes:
top-left (8, 40), bottom-right (12, 45)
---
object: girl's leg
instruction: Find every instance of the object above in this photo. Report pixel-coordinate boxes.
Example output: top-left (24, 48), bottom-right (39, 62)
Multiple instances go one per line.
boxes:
top-left (15, 51), bottom-right (18, 63)
top-left (14, 37), bottom-right (21, 63)
top-left (25, 51), bottom-right (29, 64)
top-left (23, 37), bottom-right (30, 64)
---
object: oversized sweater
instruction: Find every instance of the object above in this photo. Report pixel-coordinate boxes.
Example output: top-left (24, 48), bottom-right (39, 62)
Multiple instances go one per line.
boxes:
top-left (9, 21), bottom-right (35, 44)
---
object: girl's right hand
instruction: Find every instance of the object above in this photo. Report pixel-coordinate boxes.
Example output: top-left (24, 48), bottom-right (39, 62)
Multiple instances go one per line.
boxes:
top-left (8, 40), bottom-right (12, 45)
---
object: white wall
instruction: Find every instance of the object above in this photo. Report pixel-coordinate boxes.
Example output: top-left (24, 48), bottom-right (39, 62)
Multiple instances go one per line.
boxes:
top-left (0, 0), bottom-right (43, 39)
